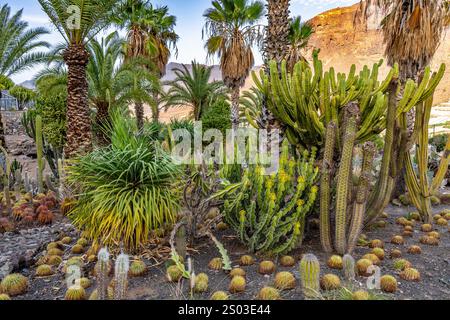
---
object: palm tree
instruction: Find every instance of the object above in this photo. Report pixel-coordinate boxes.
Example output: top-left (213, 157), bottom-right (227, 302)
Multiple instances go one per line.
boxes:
top-left (0, 4), bottom-right (49, 148)
top-left (357, 0), bottom-right (448, 81)
top-left (38, 0), bottom-right (114, 158)
top-left (203, 0), bottom-right (265, 130)
top-left (265, 0), bottom-right (291, 64)
top-left (286, 17), bottom-right (314, 72)
top-left (87, 32), bottom-right (125, 129)
top-left (113, 0), bottom-right (179, 125)
top-left (164, 62), bottom-right (227, 121)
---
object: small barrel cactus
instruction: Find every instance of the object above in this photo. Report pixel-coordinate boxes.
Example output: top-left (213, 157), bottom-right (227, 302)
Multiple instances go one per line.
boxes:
top-left (279, 256), bottom-right (296, 267)
top-left (400, 268), bottom-right (421, 281)
top-left (274, 272), bottom-right (296, 290)
top-left (129, 260), bottom-right (146, 277)
top-left (257, 286), bottom-right (280, 300)
top-left (211, 291), bottom-right (229, 300)
top-left (371, 248), bottom-right (385, 260)
top-left (407, 245), bottom-right (422, 254)
top-left (35, 264), bottom-right (54, 277)
top-left (167, 265), bottom-right (183, 282)
top-left (436, 218), bottom-right (448, 226)
top-left (208, 258), bottom-right (223, 271)
top-left (229, 268), bottom-right (246, 278)
top-left (369, 239), bottom-right (384, 249)
top-left (0, 293), bottom-right (11, 300)
top-left (47, 248), bottom-right (63, 256)
top-left (299, 254), bottom-right (320, 299)
top-left (421, 224), bottom-right (433, 232)
top-left (194, 273), bottom-right (209, 293)
top-left (47, 255), bottom-right (62, 266)
top-left (352, 290), bottom-right (369, 300)
top-left (390, 235), bottom-right (404, 245)
top-left (428, 231), bottom-right (440, 239)
top-left (65, 285), bottom-right (86, 300)
top-left (380, 275), bottom-right (397, 293)
top-left (390, 249), bottom-right (402, 259)
top-left (0, 274), bottom-right (28, 296)
top-left (239, 255), bottom-right (254, 266)
top-left (61, 237), bottom-right (72, 245)
top-left (71, 244), bottom-right (84, 254)
top-left (320, 274), bottom-right (341, 291)
top-left (327, 255), bottom-right (343, 270)
top-left (356, 259), bottom-right (373, 277)
top-left (393, 259), bottom-right (412, 271)
top-left (362, 253), bottom-right (380, 266)
top-left (258, 261), bottom-right (276, 275)
top-left (229, 275), bottom-right (246, 293)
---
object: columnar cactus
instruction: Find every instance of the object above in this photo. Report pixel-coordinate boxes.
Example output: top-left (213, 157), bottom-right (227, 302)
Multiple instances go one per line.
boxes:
top-left (14, 169), bottom-right (21, 202)
top-left (96, 248), bottom-right (110, 300)
top-left (113, 253), bottom-right (129, 300)
top-left (342, 254), bottom-right (355, 281)
top-left (299, 254), bottom-right (321, 299)
top-left (35, 115), bottom-right (44, 193)
top-left (0, 146), bottom-right (11, 215)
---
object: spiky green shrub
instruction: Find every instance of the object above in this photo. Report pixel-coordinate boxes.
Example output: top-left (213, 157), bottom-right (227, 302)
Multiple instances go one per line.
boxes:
top-left (66, 113), bottom-right (181, 249)
top-left (221, 141), bottom-right (319, 255)
top-left (201, 98), bottom-right (232, 136)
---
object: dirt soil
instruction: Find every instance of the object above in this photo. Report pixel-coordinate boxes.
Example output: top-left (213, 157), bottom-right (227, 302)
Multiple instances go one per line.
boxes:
top-left (10, 200), bottom-right (449, 301)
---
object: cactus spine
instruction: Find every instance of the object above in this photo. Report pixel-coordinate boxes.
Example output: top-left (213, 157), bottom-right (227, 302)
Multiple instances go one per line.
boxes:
top-left (36, 115), bottom-right (44, 193)
top-left (96, 248), bottom-right (110, 300)
top-left (113, 253), bottom-right (129, 300)
top-left (299, 254), bottom-right (321, 299)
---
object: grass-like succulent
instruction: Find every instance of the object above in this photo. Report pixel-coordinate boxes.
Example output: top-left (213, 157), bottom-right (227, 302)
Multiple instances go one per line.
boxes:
top-left (369, 239), bottom-right (384, 249)
top-left (371, 248), bottom-right (385, 260)
top-left (66, 113), bottom-right (180, 250)
top-left (129, 260), bottom-right (147, 277)
top-left (64, 285), bottom-right (86, 300)
top-left (320, 274), bottom-right (341, 291)
top-left (239, 255), bottom-right (254, 266)
top-left (279, 256), bottom-right (295, 267)
top-left (211, 291), bottom-right (229, 300)
top-left (390, 249), bottom-right (402, 259)
top-left (356, 259), bottom-right (373, 277)
top-left (258, 261), bottom-right (276, 275)
top-left (352, 290), bottom-right (370, 300)
top-left (362, 254), bottom-right (380, 266)
top-left (229, 276), bottom-right (246, 293)
top-left (393, 259), bottom-right (412, 271)
top-left (327, 255), bottom-right (343, 269)
top-left (229, 268), bottom-right (246, 278)
top-left (421, 224), bottom-right (433, 232)
top-left (274, 272), bottom-right (296, 290)
top-left (0, 274), bottom-right (28, 296)
top-left (166, 265), bottom-right (183, 282)
top-left (208, 258), bottom-right (223, 271)
top-left (71, 244), bottom-right (84, 254)
top-left (400, 268), bottom-right (421, 281)
top-left (380, 275), bottom-right (397, 293)
top-left (257, 287), bottom-right (280, 300)
top-left (390, 235), bottom-right (404, 245)
top-left (35, 265), bottom-right (54, 277)
top-left (407, 245), bottom-right (422, 254)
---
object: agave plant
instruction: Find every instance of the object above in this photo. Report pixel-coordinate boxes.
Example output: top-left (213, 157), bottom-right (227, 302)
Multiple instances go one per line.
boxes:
top-left (66, 110), bottom-right (181, 250)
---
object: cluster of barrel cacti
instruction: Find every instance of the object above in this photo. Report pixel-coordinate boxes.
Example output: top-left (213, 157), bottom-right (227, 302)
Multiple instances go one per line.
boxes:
top-left (222, 141), bottom-right (319, 255)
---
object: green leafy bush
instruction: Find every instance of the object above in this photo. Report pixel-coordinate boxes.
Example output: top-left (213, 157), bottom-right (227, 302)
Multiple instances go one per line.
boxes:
top-left (8, 86), bottom-right (36, 109)
top-left (66, 112), bottom-right (181, 250)
top-left (0, 75), bottom-right (14, 90)
top-left (201, 98), bottom-right (231, 136)
top-left (34, 94), bottom-right (67, 149)
top-left (220, 141), bottom-right (319, 255)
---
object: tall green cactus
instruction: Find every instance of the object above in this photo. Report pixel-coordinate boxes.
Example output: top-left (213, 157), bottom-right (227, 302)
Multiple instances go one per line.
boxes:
top-left (36, 115), bottom-right (44, 193)
top-left (299, 254), bottom-right (321, 299)
top-left (14, 169), bottom-right (21, 202)
top-left (0, 146), bottom-right (11, 216)
top-left (221, 141), bottom-right (319, 255)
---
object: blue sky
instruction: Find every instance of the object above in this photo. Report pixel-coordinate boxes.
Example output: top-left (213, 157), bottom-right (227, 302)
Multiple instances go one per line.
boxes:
top-left (5, 0), bottom-right (359, 83)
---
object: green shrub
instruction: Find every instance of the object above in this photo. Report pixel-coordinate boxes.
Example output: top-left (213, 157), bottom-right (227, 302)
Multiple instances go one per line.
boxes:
top-left (34, 94), bottom-right (67, 149)
top-left (430, 134), bottom-right (449, 153)
top-left (0, 75), bottom-right (14, 90)
top-left (66, 112), bottom-right (181, 250)
top-left (8, 86), bottom-right (36, 109)
top-left (220, 141), bottom-right (319, 255)
top-left (201, 98), bottom-right (231, 136)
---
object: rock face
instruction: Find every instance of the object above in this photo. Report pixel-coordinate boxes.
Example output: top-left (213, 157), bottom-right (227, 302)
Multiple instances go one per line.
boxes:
top-left (305, 3), bottom-right (450, 105)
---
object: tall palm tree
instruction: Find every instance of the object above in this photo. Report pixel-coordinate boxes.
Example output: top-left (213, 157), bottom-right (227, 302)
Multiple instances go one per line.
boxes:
top-left (0, 4), bottom-right (49, 148)
top-left (87, 32), bottom-right (125, 129)
top-left (203, 0), bottom-right (265, 130)
top-left (164, 62), bottom-right (227, 121)
top-left (113, 0), bottom-right (179, 125)
top-left (265, 0), bottom-right (291, 64)
top-left (38, 0), bottom-right (114, 158)
top-left (357, 0), bottom-right (448, 81)
top-left (286, 16), bottom-right (314, 72)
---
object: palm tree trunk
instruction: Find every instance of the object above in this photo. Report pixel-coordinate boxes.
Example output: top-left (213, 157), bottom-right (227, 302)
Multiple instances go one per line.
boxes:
top-left (95, 101), bottom-right (110, 145)
top-left (63, 44), bottom-right (92, 158)
top-left (135, 101), bottom-right (144, 130)
top-left (231, 86), bottom-right (240, 131)
top-left (0, 91), bottom-right (6, 148)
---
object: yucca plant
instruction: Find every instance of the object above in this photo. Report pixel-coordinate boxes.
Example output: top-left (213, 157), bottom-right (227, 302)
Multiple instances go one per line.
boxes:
top-left (66, 111), bottom-right (181, 250)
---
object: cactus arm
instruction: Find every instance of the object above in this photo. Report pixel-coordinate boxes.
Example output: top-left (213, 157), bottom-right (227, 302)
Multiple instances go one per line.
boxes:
top-left (320, 121), bottom-right (336, 253)
top-left (431, 134), bottom-right (450, 192)
top-left (334, 103), bottom-right (359, 255)
top-left (347, 142), bottom-right (375, 254)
